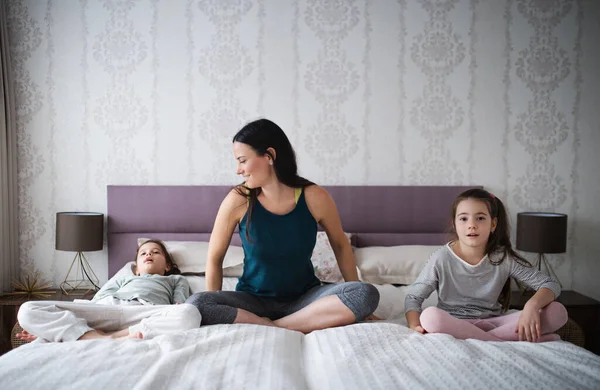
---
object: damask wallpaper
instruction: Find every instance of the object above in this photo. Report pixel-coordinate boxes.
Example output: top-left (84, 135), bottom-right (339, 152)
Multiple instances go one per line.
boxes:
top-left (6, 0), bottom-right (600, 299)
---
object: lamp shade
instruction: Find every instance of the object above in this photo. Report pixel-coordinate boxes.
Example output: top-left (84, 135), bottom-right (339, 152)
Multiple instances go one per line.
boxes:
top-left (56, 212), bottom-right (104, 252)
top-left (516, 212), bottom-right (567, 254)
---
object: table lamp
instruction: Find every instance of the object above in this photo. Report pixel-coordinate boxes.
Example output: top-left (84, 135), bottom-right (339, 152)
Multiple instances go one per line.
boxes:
top-left (56, 212), bottom-right (104, 294)
top-left (516, 212), bottom-right (567, 288)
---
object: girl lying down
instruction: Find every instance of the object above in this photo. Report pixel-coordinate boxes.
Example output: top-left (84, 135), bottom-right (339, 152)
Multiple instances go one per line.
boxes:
top-left (17, 239), bottom-right (201, 342)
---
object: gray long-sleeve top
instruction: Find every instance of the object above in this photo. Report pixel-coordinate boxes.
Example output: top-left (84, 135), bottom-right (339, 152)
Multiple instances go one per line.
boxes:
top-left (405, 244), bottom-right (561, 319)
top-left (91, 274), bottom-right (191, 305)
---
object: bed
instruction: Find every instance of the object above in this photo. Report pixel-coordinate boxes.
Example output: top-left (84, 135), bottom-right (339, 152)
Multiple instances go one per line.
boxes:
top-left (1, 185), bottom-right (599, 390)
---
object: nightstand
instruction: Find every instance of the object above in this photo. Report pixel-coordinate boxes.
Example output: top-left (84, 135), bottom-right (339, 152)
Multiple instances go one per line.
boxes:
top-left (510, 290), bottom-right (600, 355)
top-left (0, 289), bottom-right (95, 356)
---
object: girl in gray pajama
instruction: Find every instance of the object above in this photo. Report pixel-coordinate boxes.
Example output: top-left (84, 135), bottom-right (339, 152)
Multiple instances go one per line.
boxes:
top-left (405, 189), bottom-right (568, 342)
top-left (17, 240), bottom-right (201, 342)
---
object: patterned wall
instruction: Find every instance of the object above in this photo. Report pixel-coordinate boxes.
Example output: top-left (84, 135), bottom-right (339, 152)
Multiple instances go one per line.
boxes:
top-left (6, 0), bottom-right (600, 299)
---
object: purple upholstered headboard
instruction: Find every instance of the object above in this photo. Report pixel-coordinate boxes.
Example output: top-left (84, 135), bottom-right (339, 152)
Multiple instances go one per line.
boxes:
top-left (107, 185), bottom-right (478, 277)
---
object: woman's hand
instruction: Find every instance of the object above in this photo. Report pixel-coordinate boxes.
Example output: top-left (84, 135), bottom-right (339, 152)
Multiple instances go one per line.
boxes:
top-left (365, 314), bottom-right (383, 321)
top-left (16, 329), bottom-right (38, 342)
top-left (516, 304), bottom-right (541, 342)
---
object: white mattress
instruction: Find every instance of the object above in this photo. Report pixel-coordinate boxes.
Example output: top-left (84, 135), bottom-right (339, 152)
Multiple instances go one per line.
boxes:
top-left (1, 321), bottom-right (599, 390)
top-left (3, 282), bottom-right (599, 389)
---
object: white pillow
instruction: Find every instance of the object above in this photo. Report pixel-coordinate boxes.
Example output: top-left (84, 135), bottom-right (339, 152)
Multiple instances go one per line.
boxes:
top-left (311, 232), bottom-right (353, 283)
top-left (137, 238), bottom-right (244, 274)
top-left (113, 261), bottom-right (135, 278)
top-left (371, 284), bottom-right (440, 321)
top-left (354, 245), bottom-right (439, 285)
top-left (223, 263), bottom-right (244, 277)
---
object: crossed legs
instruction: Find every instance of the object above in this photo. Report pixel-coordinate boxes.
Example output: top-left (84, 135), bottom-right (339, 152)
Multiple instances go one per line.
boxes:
top-left (17, 300), bottom-right (201, 342)
top-left (187, 282), bottom-right (380, 333)
top-left (419, 302), bottom-right (568, 342)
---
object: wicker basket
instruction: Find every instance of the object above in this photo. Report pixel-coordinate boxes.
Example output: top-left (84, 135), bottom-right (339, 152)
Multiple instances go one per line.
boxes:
top-left (10, 322), bottom-right (31, 349)
top-left (556, 318), bottom-right (585, 348)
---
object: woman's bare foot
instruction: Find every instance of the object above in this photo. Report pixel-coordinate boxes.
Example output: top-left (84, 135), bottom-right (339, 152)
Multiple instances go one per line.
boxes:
top-left (233, 308), bottom-right (280, 327)
top-left (260, 317), bottom-right (278, 327)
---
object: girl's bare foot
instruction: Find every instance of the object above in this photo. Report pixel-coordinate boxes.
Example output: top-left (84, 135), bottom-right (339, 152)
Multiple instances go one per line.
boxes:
top-left (128, 331), bottom-right (144, 339)
top-left (78, 330), bottom-right (110, 340)
top-left (78, 329), bottom-right (142, 340)
top-left (16, 330), bottom-right (38, 342)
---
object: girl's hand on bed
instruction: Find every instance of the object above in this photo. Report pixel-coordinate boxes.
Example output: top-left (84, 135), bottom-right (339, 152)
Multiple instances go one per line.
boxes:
top-left (16, 329), bottom-right (38, 342)
top-left (409, 325), bottom-right (425, 334)
top-left (516, 305), bottom-right (541, 342)
top-left (365, 314), bottom-right (382, 321)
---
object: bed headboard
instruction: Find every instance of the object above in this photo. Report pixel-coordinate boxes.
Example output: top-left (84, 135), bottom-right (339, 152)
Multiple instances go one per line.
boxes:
top-left (107, 185), bottom-right (478, 277)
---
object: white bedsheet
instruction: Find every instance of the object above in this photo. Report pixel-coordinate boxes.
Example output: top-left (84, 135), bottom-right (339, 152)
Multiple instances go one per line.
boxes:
top-left (3, 283), bottom-right (598, 389)
top-left (1, 321), bottom-right (599, 390)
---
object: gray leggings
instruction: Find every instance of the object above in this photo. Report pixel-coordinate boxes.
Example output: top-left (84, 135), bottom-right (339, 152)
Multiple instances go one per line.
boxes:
top-left (186, 281), bottom-right (380, 326)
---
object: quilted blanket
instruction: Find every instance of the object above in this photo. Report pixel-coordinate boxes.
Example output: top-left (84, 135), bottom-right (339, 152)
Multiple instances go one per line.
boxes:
top-left (1, 321), bottom-right (599, 390)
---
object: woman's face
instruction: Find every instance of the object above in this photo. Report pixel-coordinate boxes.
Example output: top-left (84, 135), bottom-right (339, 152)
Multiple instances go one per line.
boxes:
top-left (233, 142), bottom-right (272, 188)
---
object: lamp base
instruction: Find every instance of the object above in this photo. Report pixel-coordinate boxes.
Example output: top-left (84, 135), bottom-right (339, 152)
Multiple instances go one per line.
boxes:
top-left (517, 253), bottom-right (562, 295)
top-left (60, 252), bottom-right (100, 295)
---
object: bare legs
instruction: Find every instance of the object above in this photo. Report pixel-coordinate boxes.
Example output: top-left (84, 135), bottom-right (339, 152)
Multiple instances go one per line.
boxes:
top-left (273, 296), bottom-right (354, 333)
top-left (232, 296), bottom-right (355, 333)
top-left (233, 308), bottom-right (278, 327)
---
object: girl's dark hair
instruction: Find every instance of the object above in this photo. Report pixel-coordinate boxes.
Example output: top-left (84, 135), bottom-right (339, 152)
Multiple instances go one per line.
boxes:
top-left (233, 118), bottom-right (314, 239)
top-left (133, 239), bottom-right (181, 276)
top-left (450, 188), bottom-right (531, 312)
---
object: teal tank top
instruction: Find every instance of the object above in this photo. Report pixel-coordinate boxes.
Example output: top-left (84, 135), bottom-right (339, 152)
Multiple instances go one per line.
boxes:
top-left (236, 189), bottom-right (320, 299)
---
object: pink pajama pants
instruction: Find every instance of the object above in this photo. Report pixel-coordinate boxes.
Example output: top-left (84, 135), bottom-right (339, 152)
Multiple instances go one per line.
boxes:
top-left (420, 301), bottom-right (568, 342)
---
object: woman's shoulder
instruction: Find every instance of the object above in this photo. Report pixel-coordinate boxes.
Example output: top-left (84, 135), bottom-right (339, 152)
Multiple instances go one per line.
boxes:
top-left (302, 184), bottom-right (336, 219)
top-left (219, 186), bottom-right (249, 213)
top-left (227, 185), bottom-right (250, 200)
top-left (302, 184), bottom-right (330, 202)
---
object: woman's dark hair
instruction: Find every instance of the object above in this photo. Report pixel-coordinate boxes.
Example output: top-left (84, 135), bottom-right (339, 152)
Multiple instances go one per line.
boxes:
top-left (450, 188), bottom-right (531, 312)
top-left (134, 239), bottom-right (180, 276)
top-left (233, 118), bottom-right (314, 239)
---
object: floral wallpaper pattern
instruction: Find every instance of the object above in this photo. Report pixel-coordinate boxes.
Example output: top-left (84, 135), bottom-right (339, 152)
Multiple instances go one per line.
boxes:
top-left (5, 0), bottom-right (600, 300)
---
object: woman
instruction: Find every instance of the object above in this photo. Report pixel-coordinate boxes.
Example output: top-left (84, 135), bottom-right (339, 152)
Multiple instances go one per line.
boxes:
top-left (186, 118), bottom-right (379, 333)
